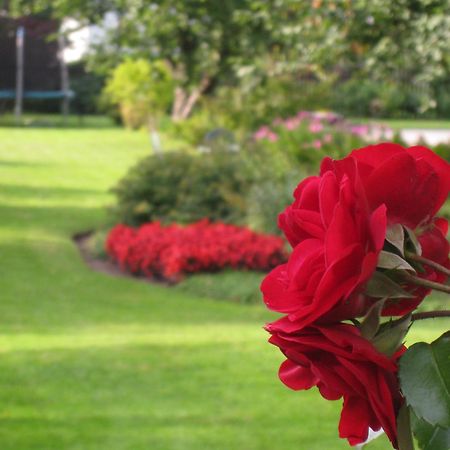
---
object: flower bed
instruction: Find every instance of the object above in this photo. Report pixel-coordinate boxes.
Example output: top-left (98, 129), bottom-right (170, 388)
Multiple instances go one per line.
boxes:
top-left (106, 219), bottom-right (287, 282)
top-left (253, 110), bottom-right (394, 167)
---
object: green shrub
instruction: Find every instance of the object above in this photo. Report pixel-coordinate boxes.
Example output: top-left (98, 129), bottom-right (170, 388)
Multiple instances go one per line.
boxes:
top-left (103, 59), bottom-right (174, 129)
top-left (168, 109), bottom-right (225, 146)
top-left (111, 150), bottom-right (258, 226)
top-left (69, 62), bottom-right (106, 115)
top-left (331, 79), bottom-right (424, 118)
top-left (203, 78), bottom-right (334, 132)
top-left (175, 150), bottom-right (256, 225)
top-left (246, 174), bottom-right (299, 235)
top-left (433, 142), bottom-right (450, 162)
top-left (251, 111), bottom-right (370, 173)
top-left (434, 81), bottom-right (450, 118)
top-left (112, 152), bottom-right (191, 225)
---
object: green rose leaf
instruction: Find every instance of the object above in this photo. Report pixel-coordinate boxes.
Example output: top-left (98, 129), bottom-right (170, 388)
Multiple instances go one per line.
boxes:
top-left (377, 251), bottom-right (416, 272)
top-left (386, 224), bottom-right (405, 256)
top-left (365, 271), bottom-right (415, 299)
top-left (411, 410), bottom-right (450, 450)
top-left (399, 332), bottom-right (450, 428)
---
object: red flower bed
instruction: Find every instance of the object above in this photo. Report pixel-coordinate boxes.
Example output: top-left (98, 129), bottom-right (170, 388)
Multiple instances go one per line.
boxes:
top-left (106, 219), bottom-right (287, 281)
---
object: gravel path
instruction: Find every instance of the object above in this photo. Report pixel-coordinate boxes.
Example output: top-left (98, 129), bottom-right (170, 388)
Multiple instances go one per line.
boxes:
top-left (399, 128), bottom-right (450, 146)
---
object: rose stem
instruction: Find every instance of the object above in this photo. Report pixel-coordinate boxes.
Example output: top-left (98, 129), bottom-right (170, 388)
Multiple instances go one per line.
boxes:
top-left (412, 310), bottom-right (450, 321)
top-left (406, 252), bottom-right (450, 277)
top-left (401, 272), bottom-right (450, 294)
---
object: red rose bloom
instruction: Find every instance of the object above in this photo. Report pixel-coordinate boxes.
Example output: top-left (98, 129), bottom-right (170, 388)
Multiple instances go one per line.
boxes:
top-left (267, 323), bottom-right (404, 448)
top-left (264, 143), bottom-right (450, 322)
top-left (262, 143), bottom-right (449, 450)
top-left (261, 159), bottom-right (387, 331)
top-left (321, 143), bottom-right (450, 315)
top-left (383, 217), bottom-right (450, 315)
top-left (321, 143), bottom-right (450, 229)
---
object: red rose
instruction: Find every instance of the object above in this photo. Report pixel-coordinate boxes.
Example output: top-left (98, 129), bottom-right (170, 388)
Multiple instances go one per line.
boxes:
top-left (268, 143), bottom-right (450, 320)
top-left (261, 160), bottom-right (386, 330)
top-left (321, 143), bottom-right (450, 229)
top-left (267, 322), bottom-right (404, 448)
top-left (321, 143), bottom-right (450, 316)
top-left (383, 217), bottom-right (450, 315)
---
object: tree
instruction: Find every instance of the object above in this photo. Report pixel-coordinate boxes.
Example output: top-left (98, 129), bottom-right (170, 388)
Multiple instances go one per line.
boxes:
top-left (327, 0), bottom-right (450, 112)
top-left (8, 0), bottom-right (333, 120)
top-left (9, 0), bottom-right (449, 117)
top-left (103, 58), bottom-right (174, 128)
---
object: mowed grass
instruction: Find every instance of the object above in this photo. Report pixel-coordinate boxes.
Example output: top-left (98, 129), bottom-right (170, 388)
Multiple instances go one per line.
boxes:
top-left (0, 125), bottom-right (448, 450)
top-left (351, 117), bottom-right (450, 130)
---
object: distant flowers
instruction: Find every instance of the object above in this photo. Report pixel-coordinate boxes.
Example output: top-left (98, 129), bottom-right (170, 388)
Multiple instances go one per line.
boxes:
top-left (262, 143), bottom-right (450, 448)
top-left (252, 111), bottom-right (393, 162)
top-left (106, 219), bottom-right (287, 282)
top-left (308, 121), bottom-right (323, 133)
top-left (253, 125), bottom-right (278, 142)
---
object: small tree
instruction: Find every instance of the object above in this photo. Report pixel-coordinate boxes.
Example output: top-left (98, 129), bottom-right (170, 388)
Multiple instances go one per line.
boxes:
top-left (103, 58), bottom-right (173, 129)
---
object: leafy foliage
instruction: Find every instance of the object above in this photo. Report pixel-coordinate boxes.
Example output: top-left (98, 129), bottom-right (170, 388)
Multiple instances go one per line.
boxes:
top-left (411, 410), bottom-right (450, 450)
top-left (7, 0), bottom-right (450, 118)
top-left (251, 111), bottom-right (384, 171)
top-left (399, 332), bottom-right (450, 428)
top-left (111, 150), bottom-right (258, 227)
top-left (399, 332), bottom-right (450, 449)
top-left (103, 58), bottom-right (174, 128)
top-left (340, 0), bottom-right (450, 112)
top-left (245, 175), bottom-right (298, 235)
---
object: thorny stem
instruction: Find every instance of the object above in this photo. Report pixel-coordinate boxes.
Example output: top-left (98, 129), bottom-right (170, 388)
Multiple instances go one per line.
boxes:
top-left (411, 310), bottom-right (450, 321)
top-left (406, 252), bottom-right (450, 277)
top-left (401, 272), bottom-right (450, 294)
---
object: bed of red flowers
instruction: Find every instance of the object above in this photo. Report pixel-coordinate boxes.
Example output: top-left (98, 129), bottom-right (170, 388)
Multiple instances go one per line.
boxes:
top-left (106, 219), bottom-right (287, 282)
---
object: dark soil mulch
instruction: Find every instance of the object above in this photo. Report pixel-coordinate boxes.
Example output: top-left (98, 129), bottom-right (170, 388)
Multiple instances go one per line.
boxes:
top-left (73, 231), bottom-right (161, 284)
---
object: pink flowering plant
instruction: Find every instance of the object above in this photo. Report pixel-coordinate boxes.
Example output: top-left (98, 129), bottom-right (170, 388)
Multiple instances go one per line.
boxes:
top-left (262, 143), bottom-right (450, 450)
top-left (253, 110), bottom-right (393, 168)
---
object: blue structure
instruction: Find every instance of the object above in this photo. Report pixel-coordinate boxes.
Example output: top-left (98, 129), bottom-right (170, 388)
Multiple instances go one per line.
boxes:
top-left (0, 17), bottom-right (73, 117)
top-left (0, 89), bottom-right (74, 99)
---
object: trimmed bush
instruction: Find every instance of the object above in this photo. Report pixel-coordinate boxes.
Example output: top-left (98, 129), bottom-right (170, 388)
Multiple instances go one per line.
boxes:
top-left (111, 150), bottom-right (257, 226)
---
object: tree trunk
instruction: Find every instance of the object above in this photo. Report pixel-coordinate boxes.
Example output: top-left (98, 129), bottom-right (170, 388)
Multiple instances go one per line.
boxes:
top-left (171, 86), bottom-right (186, 121)
top-left (148, 116), bottom-right (162, 156)
top-left (170, 75), bottom-right (210, 121)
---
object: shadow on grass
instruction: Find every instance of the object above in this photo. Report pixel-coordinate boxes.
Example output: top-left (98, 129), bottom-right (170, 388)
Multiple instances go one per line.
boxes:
top-left (0, 183), bottom-right (103, 200)
top-left (0, 114), bottom-right (117, 130)
top-left (0, 235), bottom-right (273, 333)
top-left (0, 203), bottom-right (106, 234)
top-left (0, 159), bottom-right (57, 168)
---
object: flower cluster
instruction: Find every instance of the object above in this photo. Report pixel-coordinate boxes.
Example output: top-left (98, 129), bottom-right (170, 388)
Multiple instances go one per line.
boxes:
top-left (253, 110), bottom-right (393, 149)
top-left (106, 219), bottom-right (287, 281)
top-left (262, 143), bottom-right (450, 448)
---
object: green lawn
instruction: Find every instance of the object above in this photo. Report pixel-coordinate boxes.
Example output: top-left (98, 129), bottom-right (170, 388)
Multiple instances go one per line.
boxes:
top-left (351, 117), bottom-right (450, 130)
top-left (0, 113), bottom-right (116, 129)
top-left (0, 126), bottom-right (447, 450)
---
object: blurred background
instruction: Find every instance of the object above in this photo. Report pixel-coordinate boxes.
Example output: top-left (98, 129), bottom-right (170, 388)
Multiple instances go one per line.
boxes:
top-left (0, 1), bottom-right (449, 449)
